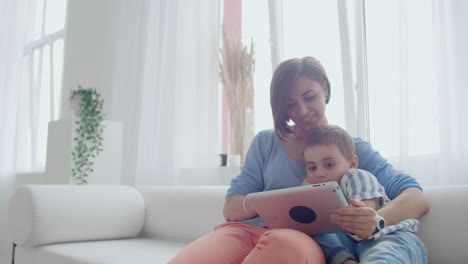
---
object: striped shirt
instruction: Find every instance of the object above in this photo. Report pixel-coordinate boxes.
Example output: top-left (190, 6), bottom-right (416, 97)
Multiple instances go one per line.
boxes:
top-left (340, 169), bottom-right (419, 241)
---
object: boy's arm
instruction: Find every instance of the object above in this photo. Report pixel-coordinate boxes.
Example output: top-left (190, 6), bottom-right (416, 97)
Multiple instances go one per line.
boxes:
top-left (339, 169), bottom-right (388, 209)
top-left (333, 199), bottom-right (379, 239)
top-left (360, 198), bottom-right (378, 211)
top-left (333, 170), bottom-right (385, 239)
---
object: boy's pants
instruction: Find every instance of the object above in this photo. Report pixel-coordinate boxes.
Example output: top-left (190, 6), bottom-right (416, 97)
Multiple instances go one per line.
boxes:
top-left (314, 231), bottom-right (427, 264)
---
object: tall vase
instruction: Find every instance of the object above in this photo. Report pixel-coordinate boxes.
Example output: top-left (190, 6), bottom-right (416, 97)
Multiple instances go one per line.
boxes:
top-left (243, 107), bottom-right (255, 162)
top-left (229, 106), bottom-right (255, 164)
top-left (229, 107), bottom-right (243, 162)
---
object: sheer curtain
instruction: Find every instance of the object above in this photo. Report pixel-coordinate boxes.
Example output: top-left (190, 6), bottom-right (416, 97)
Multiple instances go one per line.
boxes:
top-left (0, 0), bottom-right (32, 255)
top-left (264, 0), bottom-right (468, 186)
top-left (100, 0), bottom-right (220, 185)
top-left (133, 0), bottom-right (220, 184)
top-left (364, 0), bottom-right (468, 186)
top-left (430, 0), bottom-right (468, 185)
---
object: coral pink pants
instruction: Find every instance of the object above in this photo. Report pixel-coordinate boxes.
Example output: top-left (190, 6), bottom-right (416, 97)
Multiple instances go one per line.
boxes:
top-left (168, 222), bottom-right (325, 264)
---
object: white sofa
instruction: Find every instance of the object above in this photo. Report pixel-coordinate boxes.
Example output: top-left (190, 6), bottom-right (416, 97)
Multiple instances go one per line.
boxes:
top-left (8, 184), bottom-right (468, 264)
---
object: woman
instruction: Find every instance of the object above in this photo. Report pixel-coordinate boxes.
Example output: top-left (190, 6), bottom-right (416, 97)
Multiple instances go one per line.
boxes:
top-left (169, 57), bottom-right (429, 264)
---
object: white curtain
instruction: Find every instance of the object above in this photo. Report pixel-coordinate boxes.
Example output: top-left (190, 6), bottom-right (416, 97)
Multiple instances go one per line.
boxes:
top-left (0, 0), bottom-right (220, 254)
top-left (429, 0), bottom-right (468, 185)
top-left (89, 0), bottom-right (220, 185)
top-left (0, 0), bottom-right (33, 255)
top-left (266, 0), bottom-right (468, 186)
top-left (134, 0), bottom-right (220, 184)
top-left (363, 0), bottom-right (468, 186)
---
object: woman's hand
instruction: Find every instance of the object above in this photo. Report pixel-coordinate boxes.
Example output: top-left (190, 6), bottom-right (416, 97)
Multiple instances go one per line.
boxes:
top-left (331, 199), bottom-right (377, 239)
top-left (223, 194), bottom-right (258, 221)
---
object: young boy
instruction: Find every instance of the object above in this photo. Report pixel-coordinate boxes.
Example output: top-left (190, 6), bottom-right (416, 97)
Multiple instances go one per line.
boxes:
top-left (302, 125), bottom-right (426, 264)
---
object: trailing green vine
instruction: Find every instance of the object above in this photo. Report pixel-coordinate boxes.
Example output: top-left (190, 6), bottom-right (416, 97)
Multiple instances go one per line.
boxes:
top-left (70, 87), bottom-right (105, 184)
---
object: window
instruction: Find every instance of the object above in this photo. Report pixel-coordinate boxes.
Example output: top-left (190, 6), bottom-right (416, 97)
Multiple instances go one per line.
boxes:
top-left (225, 0), bottom-right (462, 184)
top-left (242, 0), bottom-right (346, 134)
top-left (16, 0), bottom-right (67, 171)
top-left (281, 0), bottom-right (346, 129)
top-left (242, 1), bottom-right (438, 154)
top-left (366, 0), bottom-right (438, 157)
top-left (242, 0), bottom-right (273, 134)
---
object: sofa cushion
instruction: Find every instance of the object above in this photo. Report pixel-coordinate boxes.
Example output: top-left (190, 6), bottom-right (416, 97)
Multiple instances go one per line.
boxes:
top-left (138, 185), bottom-right (227, 242)
top-left (9, 185), bottom-right (145, 247)
top-left (15, 238), bottom-right (187, 264)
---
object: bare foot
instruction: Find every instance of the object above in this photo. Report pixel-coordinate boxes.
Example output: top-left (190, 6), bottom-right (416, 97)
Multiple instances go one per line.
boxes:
top-left (343, 260), bottom-right (358, 264)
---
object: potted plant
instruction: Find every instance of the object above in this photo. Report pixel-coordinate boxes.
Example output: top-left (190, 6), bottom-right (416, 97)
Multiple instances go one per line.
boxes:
top-left (70, 86), bottom-right (105, 184)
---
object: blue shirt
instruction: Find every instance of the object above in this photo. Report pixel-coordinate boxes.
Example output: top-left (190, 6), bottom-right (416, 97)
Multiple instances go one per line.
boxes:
top-left (227, 129), bottom-right (422, 227)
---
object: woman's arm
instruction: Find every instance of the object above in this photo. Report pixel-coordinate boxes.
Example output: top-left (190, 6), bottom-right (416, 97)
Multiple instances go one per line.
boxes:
top-left (223, 131), bottom-right (273, 221)
top-left (334, 168), bottom-right (430, 238)
top-left (333, 188), bottom-right (429, 238)
top-left (354, 138), bottom-right (430, 220)
top-left (224, 195), bottom-right (258, 221)
top-left (377, 187), bottom-right (429, 225)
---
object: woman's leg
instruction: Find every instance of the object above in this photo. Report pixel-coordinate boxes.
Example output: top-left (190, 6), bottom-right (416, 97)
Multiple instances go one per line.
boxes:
top-left (357, 231), bottom-right (427, 264)
top-left (242, 228), bottom-right (326, 264)
top-left (168, 222), bottom-right (266, 264)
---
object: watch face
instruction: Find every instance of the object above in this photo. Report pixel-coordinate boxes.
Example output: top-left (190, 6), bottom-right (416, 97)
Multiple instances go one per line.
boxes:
top-left (378, 219), bottom-right (385, 229)
top-left (377, 216), bottom-right (386, 230)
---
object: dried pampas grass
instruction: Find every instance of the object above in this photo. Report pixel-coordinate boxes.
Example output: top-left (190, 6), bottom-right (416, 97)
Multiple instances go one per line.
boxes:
top-left (220, 29), bottom-right (256, 163)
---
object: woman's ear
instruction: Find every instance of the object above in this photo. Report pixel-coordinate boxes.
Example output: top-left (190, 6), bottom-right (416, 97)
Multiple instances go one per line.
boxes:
top-left (350, 155), bottom-right (359, 168)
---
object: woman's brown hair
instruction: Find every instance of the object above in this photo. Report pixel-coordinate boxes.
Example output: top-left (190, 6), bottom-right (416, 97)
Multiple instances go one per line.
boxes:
top-left (270, 57), bottom-right (331, 140)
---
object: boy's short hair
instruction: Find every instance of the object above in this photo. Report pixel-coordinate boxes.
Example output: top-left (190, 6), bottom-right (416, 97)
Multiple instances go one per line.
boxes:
top-left (304, 125), bottom-right (356, 160)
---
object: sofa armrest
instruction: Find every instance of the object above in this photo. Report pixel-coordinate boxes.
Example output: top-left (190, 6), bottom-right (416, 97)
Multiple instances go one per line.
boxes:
top-left (418, 185), bottom-right (468, 263)
top-left (8, 185), bottom-right (145, 247)
top-left (138, 185), bottom-right (227, 242)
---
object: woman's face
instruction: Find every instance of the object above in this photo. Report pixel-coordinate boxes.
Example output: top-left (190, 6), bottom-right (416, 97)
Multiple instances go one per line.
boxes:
top-left (287, 76), bottom-right (327, 135)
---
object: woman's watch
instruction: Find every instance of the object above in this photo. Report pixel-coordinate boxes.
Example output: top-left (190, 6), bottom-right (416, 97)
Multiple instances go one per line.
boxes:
top-left (376, 214), bottom-right (387, 231)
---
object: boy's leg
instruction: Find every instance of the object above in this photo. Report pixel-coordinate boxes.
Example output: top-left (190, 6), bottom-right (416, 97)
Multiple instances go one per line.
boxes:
top-left (168, 222), bottom-right (266, 264)
top-left (242, 228), bottom-right (326, 264)
top-left (357, 231), bottom-right (427, 264)
top-left (314, 233), bottom-right (358, 264)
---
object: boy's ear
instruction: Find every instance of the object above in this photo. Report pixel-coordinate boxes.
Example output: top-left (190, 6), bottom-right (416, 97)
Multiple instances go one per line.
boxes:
top-left (350, 155), bottom-right (359, 168)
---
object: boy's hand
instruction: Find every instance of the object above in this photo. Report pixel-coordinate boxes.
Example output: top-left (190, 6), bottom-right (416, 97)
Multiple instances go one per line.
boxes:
top-left (331, 199), bottom-right (378, 239)
top-left (302, 178), bottom-right (313, 185)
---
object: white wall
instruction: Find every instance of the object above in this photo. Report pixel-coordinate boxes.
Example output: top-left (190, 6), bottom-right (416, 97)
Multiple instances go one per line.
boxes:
top-left (61, 0), bottom-right (114, 114)
top-left (61, 0), bottom-right (148, 184)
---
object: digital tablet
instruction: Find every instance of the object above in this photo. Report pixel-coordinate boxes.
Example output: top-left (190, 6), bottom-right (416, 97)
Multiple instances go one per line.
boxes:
top-left (247, 181), bottom-right (350, 235)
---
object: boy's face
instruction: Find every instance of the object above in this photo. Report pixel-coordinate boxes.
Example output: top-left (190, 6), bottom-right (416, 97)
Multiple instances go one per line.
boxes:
top-left (303, 144), bottom-right (358, 184)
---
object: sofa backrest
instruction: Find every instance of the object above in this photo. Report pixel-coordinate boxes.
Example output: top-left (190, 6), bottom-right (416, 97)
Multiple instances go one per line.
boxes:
top-left (10, 183), bottom-right (467, 264)
top-left (138, 185), bottom-right (227, 242)
top-left (139, 184), bottom-right (468, 263)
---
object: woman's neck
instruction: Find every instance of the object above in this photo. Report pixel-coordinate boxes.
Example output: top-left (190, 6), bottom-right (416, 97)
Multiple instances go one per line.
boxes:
top-left (291, 118), bottom-right (329, 140)
top-left (282, 136), bottom-right (307, 165)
